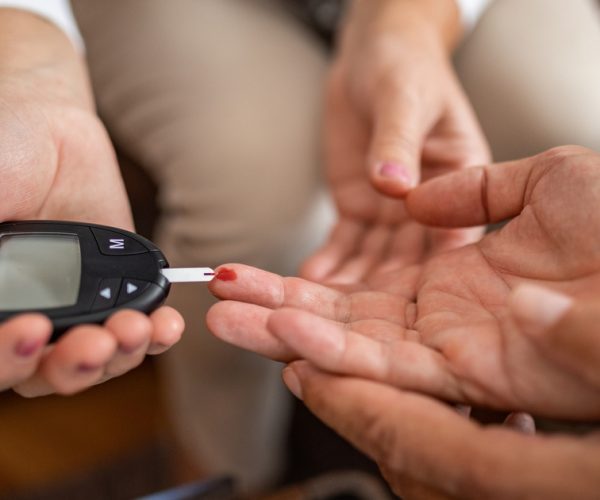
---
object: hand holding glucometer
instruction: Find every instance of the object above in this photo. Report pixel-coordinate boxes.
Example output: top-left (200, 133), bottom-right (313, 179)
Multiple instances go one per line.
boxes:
top-left (0, 221), bottom-right (212, 340)
top-left (0, 220), bottom-right (205, 397)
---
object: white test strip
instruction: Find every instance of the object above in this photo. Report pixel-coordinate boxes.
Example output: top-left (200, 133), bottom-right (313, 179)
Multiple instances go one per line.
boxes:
top-left (161, 267), bottom-right (215, 283)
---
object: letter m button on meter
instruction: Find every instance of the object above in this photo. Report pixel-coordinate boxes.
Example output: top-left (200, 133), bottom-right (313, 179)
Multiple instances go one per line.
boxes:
top-left (0, 221), bottom-right (171, 340)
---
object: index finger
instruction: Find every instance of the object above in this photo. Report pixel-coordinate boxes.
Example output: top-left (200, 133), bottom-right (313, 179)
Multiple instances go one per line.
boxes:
top-left (208, 264), bottom-right (349, 320)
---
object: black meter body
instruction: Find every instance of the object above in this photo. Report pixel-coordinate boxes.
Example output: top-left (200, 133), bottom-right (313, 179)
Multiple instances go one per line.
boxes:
top-left (0, 221), bottom-right (170, 340)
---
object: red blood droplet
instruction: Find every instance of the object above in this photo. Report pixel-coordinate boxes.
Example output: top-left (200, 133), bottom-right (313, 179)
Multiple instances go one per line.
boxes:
top-left (215, 268), bottom-right (237, 281)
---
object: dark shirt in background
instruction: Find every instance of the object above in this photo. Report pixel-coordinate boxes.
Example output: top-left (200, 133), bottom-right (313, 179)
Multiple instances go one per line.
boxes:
top-left (284, 0), bottom-right (347, 43)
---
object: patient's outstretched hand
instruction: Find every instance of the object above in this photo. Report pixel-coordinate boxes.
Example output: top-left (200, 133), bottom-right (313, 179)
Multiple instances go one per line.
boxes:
top-left (208, 146), bottom-right (600, 420)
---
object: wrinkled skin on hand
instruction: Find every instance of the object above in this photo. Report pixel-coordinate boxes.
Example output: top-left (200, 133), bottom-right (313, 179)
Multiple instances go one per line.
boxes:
top-left (208, 146), bottom-right (600, 420)
top-left (286, 362), bottom-right (600, 500)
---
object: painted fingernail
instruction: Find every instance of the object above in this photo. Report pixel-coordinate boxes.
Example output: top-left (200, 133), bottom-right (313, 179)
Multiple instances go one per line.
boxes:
top-left (282, 367), bottom-right (303, 400)
top-left (15, 339), bottom-right (44, 357)
top-left (377, 162), bottom-right (412, 185)
top-left (510, 285), bottom-right (573, 335)
top-left (77, 363), bottom-right (102, 373)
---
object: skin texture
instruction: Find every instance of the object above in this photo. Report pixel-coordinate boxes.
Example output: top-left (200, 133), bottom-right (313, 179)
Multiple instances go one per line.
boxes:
top-left (283, 362), bottom-right (600, 500)
top-left (207, 145), bottom-right (600, 497)
top-left (0, 9), bottom-right (184, 396)
top-left (302, 0), bottom-right (490, 284)
top-left (207, 146), bottom-right (600, 420)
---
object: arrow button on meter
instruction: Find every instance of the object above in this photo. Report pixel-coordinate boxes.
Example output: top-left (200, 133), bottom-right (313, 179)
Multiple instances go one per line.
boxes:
top-left (117, 279), bottom-right (150, 306)
top-left (91, 278), bottom-right (121, 311)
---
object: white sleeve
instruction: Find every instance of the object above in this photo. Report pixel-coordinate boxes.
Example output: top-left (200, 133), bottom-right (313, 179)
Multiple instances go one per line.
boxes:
top-left (0, 0), bottom-right (83, 50)
top-left (455, 0), bottom-right (493, 30)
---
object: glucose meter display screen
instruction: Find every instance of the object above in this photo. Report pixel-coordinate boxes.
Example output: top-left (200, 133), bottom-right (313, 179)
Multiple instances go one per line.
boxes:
top-left (0, 234), bottom-right (81, 310)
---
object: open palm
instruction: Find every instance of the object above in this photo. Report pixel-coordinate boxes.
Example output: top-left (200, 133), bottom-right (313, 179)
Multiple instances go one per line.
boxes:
top-left (208, 147), bottom-right (600, 420)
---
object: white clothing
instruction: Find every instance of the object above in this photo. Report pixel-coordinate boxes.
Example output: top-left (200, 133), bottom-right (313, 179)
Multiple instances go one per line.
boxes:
top-left (456, 0), bottom-right (493, 29)
top-left (0, 0), bottom-right (491, 48)
top-left (0, 0), bottom-right (82, 48)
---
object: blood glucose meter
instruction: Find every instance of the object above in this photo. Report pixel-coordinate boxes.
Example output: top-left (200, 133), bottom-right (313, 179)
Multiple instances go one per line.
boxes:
top-left (0, 221), bottom-right (213, 340)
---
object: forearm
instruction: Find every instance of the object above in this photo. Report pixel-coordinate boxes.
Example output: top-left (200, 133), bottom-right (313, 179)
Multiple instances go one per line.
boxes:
top-left (0, 8), bottom-right (93, 109)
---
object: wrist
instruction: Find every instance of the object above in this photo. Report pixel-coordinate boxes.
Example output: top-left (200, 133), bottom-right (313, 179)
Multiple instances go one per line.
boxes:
top-left (342, 0), bottom-right (462, 55)
top-left (0, 8), bottom-right (93, 110)
top-left (335, 0), bottom-right (459, 94)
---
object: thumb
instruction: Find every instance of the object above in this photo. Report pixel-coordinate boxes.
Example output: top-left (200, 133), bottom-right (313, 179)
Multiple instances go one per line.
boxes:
top-left (368, 89), bottom-right (429, 197)
top-left (509, 284), bottom-right (600, 388)
top-left (405, 154), bottom-right (541, 227)
top-left (282, 360), bottom-right (600, 499)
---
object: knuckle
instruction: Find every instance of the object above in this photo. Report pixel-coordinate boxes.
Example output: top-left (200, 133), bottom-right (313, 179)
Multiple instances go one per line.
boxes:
top-left (371, 127), bottom-right (420, 163)
top-left (538, 145), bottom-right (588, 168)
top-left (389, 132), bottom-right (419, 154)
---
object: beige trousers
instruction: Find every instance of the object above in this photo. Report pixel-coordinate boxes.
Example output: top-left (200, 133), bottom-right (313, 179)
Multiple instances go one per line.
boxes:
top-left (72, 0), bottom-right (333, 490)
top-left (457, 0), bottom-right (600, 160)
top-left (72, 0), bottom-right (600, 491)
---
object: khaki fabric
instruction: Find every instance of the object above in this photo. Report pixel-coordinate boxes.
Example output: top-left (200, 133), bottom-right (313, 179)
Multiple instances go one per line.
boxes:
top-left (456, 0), bottom-right (600, 160)
top-left (72, 0), bottom-right (333, 491)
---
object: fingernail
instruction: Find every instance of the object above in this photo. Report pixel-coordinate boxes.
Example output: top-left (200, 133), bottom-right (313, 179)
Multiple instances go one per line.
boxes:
top-left (503, 412), bottom-right (536, 435)
top-left (15, 339), bottom-right (43, 357)
top-left (77, 363), bottom-right (102, 373)
top-left (454, 404), bottom-right (471, 418)
top-left (377, 162), bottom-right (412, 186)
top-left (510, 285), bottom-right (573, 335)
top-left (150, 342), bottom-right (169, 351)
top-left (282, 367), bottom-right (303, 400)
